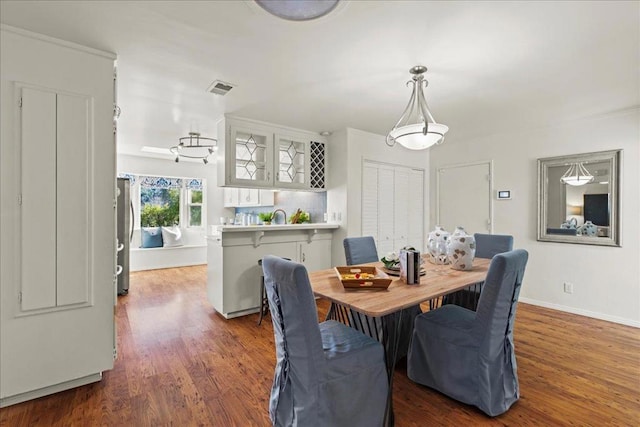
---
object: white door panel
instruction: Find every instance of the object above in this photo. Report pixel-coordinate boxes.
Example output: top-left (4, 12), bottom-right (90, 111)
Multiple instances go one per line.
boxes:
top-left (437, 162), bottom-right (492, 235)
top-left (362, 164), bottom-right (378, 243)
top-left (57, 93), bottom-right (91, 306)
top-left (20, 88), bottom-right (57, 311)
top-left (377, 166), bottom-right (395, 255)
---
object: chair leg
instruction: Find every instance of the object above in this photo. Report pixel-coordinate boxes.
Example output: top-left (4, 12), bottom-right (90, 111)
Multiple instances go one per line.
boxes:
top-left (258, 276), bottom-right (267, 326)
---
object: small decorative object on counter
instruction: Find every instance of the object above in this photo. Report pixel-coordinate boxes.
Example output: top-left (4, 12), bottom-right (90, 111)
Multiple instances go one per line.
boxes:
top-left (578, 220), bottom-right (598, 236)
top-left (258, 211), bottom-right (274, 225)
top-left (447, 226), bottom-right (476, 271)
top-left (381, 252), bottom-right (400, 269)
top-left (399, 248), bottom-right (421, 284)
top-left (427, 226), bottom-right (451, 264)
top-left (289, 209), bottom-right (310, 224)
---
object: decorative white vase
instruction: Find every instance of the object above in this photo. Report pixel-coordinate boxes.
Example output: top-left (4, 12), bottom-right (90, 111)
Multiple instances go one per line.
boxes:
top-left (579, 220), bottom-right (598, 236)
top-left (427, 226), bottom-right (450, 265)
top-left (447, 226), bottom-right (476, 271)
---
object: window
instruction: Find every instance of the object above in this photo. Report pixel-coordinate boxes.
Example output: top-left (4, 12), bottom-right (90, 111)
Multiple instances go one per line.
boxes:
top-left (188, 189), bottom-right (203, 227)
top-left (119, 174), bottom-right (206, 230)
top-left (140, 187), bottom-right (180, 227)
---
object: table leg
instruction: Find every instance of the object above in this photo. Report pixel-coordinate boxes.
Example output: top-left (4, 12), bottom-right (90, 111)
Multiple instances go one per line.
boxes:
top-left (381, 309), bottom-right (403, 427)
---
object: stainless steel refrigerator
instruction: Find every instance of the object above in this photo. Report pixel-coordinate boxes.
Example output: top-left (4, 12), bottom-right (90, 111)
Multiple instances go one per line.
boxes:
top-left (117, 178), bottom-right (132, 295)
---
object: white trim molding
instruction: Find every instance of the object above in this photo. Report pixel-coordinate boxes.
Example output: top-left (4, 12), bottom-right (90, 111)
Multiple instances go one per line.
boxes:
top-left (520, 297), bottom-right (640, 328)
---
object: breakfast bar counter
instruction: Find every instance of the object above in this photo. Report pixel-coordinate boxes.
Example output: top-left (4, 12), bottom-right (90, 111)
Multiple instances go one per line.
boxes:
top-left (206, 223), bottom-right (339, 319)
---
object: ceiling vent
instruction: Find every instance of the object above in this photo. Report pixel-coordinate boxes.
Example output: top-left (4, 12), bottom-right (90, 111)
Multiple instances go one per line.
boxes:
top-left (207, 80), bottom-right (235, 96)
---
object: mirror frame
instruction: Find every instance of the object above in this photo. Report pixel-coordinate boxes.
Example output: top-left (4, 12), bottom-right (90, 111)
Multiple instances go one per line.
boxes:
top-left (537, 149), bottom-right (622, 247)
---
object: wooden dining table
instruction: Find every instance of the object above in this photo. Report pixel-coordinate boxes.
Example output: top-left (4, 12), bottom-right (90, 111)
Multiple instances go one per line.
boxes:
top-left (309, 257), bottom-right (491, 316)
top-left (308, 255), bottom-right (491, 426)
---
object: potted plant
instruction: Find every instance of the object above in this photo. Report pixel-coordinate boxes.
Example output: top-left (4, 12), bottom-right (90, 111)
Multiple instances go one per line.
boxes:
top-left (289, 209), bottom-right (310, 224)
top-left (259, 211), bottom-right (274, 225)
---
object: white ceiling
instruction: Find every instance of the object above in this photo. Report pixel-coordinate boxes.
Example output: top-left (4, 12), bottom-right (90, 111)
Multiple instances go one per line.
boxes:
top-left (1, 1), bottom-right (638, 153)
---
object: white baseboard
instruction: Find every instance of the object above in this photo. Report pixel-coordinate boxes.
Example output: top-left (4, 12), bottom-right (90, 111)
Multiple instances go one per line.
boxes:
top-left (519, 297), bottom-right (640, 328)
top-left (0, 373), bottom-right (102, 408)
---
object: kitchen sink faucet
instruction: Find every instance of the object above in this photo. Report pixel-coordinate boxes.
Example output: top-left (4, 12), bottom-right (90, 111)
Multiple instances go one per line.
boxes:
top-left (272, 209), bottom-right (287, 224)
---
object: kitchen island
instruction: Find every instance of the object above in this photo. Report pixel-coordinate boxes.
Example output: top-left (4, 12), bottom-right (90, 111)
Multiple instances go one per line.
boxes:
top-left (206, 223), bottom-right (339, 319)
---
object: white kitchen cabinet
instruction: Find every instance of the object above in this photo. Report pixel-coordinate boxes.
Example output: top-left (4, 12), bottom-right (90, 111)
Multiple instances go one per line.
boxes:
top-left (217, 116), bottom-right (326, 191)
top-left (227, 125), bottom-right (274, 187)
top-left (238, 188), bottom-right (260, 206)
top-left (297, 239), bottom-right (332, 272)
top-left (223, 187), bottom-right (239, 206)
top-left (274, 132), bottom-right (311, 189)
top-left (223, 188), bottom-right (275, 207)
top-left (362, 161), bottom-right (425, 255)
top-left (206, 224), bottom-right (337, 319)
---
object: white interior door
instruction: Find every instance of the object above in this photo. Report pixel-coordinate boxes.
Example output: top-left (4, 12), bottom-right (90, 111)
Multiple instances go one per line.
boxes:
top-left (437, 162), bottom-right (492, 235)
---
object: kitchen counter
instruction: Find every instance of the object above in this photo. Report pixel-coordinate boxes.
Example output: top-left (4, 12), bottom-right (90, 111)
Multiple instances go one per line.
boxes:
top-left (210, 223), bottom-right (339, 234)
top-left (206, 223), bottom-right (338, 319)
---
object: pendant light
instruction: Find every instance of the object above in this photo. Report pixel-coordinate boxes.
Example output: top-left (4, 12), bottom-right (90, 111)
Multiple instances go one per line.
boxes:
top-left (170, 132), bottom-right (217, 164)
top-left (386, 65), bottom-right (448, 150)
top-left (255, 0), bottom-right (340, 21)
top-left (560, 162), bottom-right (594, 186)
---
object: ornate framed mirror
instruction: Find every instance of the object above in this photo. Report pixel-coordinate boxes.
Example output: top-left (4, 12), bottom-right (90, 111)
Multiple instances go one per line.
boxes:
top-left (537, 149), bottom-right (622, 247)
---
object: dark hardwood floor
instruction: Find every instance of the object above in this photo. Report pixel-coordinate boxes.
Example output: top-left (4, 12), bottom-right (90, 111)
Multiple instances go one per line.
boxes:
top-left (2, 265), bottom-right (639, 426)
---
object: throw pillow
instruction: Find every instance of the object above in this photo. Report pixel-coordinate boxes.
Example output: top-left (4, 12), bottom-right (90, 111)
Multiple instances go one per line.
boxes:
top-left (161, 226), bottom-right (184, 247)
top-left (141, 227), bottom-right (163, 248)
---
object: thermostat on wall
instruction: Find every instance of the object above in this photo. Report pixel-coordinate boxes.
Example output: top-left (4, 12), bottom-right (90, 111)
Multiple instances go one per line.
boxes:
top-left (497, 190), bottom-right (511, 200)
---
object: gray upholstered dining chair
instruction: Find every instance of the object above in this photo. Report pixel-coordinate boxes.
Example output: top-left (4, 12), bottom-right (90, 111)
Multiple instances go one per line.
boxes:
top-left (343, 236), bottom-right (378, 265)
top-left (262, 255), bottom-right (388, 427)
top-left (407, 249), bottom-right (529, 417)
top-left (443, 233), bottom-right (514, 310)
top-left (475, 233), bottom-right (514, 259)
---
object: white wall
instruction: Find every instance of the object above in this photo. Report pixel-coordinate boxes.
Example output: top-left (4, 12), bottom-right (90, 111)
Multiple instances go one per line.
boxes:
top-left (327, 128), bottom-right (430, 266)
top-left (429, 109), bottom-right (640, 326)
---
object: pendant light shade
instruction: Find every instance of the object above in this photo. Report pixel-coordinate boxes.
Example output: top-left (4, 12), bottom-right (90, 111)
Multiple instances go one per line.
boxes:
top-left (560, 162), bottom-right (594, 186)
top-left (387, 66), bottom-right (448, 150)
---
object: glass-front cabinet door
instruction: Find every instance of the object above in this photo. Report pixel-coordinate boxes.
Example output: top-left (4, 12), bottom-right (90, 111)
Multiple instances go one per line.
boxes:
top-left (275, 133), bottom-right (310, 189)
top-left (228, 126), bottom-right (273, 187)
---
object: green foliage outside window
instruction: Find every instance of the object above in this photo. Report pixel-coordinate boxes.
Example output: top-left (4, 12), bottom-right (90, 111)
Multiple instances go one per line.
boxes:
top-left (140, 188), bottom-right (180, 227)
top-left (191, 190), bottom-right (203, 203)
top-left (189, 206), bottom-right (202, 226)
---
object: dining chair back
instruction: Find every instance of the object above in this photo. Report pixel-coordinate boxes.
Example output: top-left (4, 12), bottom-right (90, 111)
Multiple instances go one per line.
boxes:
top-left (474, 233), bottom-right (514, 259)
top-left (443, 233), bottom-right (514, 310)
top-left (343, 236), bottom-right (378, 265)
top-left (262, 255), bottom-right (388, 427)
top-left (407, 249), bottom-right (529, 416)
